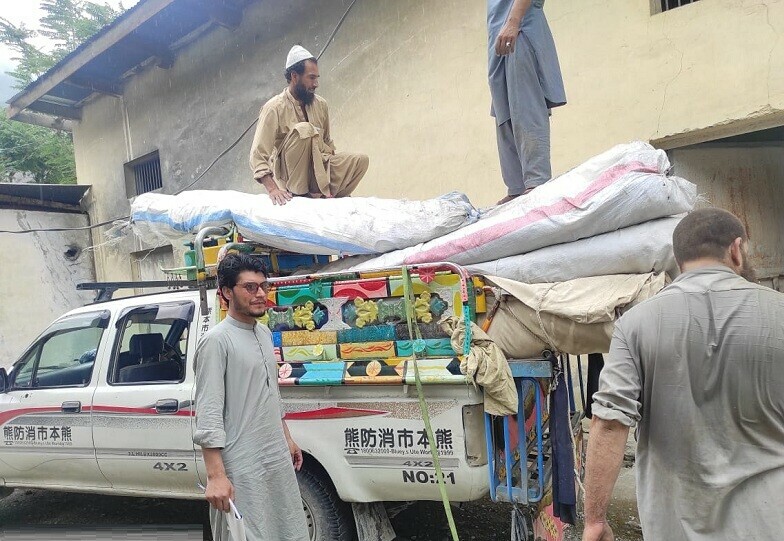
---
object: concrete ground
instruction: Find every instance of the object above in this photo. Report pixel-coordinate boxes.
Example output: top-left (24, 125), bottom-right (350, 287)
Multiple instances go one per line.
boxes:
top-left (0, 470), bottom-right (642, 540)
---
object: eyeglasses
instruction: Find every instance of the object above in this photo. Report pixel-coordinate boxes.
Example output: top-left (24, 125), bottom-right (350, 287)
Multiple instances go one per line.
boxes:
top-left (236, 281), bottom-right (272, 295)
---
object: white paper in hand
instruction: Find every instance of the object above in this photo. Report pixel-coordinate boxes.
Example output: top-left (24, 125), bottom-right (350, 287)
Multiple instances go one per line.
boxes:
top-left (226, 499), bottom-right (247, 541)
top-left (199, 482), bottom-right (247, 541)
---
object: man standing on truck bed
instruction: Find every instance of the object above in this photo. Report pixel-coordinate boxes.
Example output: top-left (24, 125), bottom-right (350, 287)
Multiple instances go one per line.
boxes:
top-left (194, 253), bottom-right (309, 540)
top-left (582, 208), bottom-right (784, 541)
top-left (488, 0), bottom-right (566, 205)
top-left (250, 45), bottom-right (369, 206)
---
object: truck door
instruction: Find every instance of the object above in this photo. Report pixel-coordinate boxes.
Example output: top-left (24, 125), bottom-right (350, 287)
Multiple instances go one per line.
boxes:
top-left (91, 301), bottom-right (199, 495)
top-left (0, 310), bottom-right (111, 489)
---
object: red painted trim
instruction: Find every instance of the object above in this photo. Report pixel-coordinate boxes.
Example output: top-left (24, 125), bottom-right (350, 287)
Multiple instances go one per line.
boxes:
top-left (90, 405), bottom-right (194, 417)
top-left (0, 404), bottom-right (194, 426)
top-left (284, 407), bottom-right (388, 421)
top-left (0, 407), bottom-right (62, 426)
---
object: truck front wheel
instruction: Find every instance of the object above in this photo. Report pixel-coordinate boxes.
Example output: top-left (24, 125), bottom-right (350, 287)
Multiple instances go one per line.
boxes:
top-left (297, 467), bottom-right (355, 541)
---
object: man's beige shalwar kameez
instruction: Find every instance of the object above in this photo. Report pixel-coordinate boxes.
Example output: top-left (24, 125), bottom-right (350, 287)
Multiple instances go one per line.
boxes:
top-left (250, 88), bottom-right (368, 197)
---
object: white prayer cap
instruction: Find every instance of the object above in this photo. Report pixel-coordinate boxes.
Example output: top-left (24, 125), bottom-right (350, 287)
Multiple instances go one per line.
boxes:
top-left (285, 45), bottom-right (314, 69)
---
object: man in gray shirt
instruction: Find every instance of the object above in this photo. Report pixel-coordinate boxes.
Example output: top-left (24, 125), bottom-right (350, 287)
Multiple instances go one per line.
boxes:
top-left (583, 208), bottom-right (784, 541)
top-left (488, 0), bottom-right (566, 204)
top-left (194, 253), bottom-right (309, 541)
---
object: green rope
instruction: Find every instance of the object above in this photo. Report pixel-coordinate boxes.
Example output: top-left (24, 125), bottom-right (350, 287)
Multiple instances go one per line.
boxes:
top-left (402, 267), bottom-right (460, 541)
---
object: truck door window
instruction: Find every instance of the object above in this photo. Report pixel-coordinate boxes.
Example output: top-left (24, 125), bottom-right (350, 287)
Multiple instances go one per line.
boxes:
top-left (11, 311), bottom-right (110, 389)
top-left (109, 302), bottom-right (194, 385)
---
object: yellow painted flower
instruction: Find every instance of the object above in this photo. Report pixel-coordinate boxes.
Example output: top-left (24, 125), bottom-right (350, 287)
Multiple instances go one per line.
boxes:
top-left (354, 298), bottom-right (379, 328)
top-left (414, 291), bottom-right (433, 323)
top-left (293, 301), bottom-right (316, 331)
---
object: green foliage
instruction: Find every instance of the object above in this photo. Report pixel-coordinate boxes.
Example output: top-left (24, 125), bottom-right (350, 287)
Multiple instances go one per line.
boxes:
top-left (0, 1), bottom-right (124, 184)
top-left (0, 1), bottom-right (124, 88)
top-left (0, 108), bottom-right (76, 184)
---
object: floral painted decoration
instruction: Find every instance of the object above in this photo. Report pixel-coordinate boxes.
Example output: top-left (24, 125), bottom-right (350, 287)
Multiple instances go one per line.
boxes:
top-left (414, 291), bottom-right (433, 323)
top-left (354, 298), bottom-right (379, 328)
top-left (293, 301), bottom-right (317, 331)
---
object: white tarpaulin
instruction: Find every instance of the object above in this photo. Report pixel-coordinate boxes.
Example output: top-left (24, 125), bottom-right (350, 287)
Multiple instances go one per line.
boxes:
top-left (347, 142), bottom-right (696, 270)
top-left (465, 216), bottom-right (683, 283)
top-left (129, 190), bottom-right (478, 255)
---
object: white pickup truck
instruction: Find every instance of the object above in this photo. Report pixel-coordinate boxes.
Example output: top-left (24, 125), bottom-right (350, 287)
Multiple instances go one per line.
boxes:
top-left (0, 262), bottom-right (580, 541)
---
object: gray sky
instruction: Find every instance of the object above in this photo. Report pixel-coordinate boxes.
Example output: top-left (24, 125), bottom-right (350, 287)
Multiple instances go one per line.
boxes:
top-left (0, 0), bottom-right (139, 103)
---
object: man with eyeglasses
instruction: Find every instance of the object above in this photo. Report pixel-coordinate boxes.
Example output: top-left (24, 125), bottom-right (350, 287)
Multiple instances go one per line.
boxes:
top-left (193, 253), bottom-right (309, 541)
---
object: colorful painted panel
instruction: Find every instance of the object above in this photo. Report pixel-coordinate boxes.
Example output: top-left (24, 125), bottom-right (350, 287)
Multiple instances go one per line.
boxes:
top-left (281, 344), bottom-right (339, 362)
top-left (388, 273), bottom-right (467, 319)
top-left (316, 297), bottom-right (351, 331)
top-left (341, 298), bottom-right (382, 328)
top-left (376, 298), bottom-right (407, 324)
top-left (337, 325), bottom-right (396, 344)
top-left (404, 358), bottom-right (465, 384)
top-left (388, 273), bottom-right (461, 296)
top-left (265, 302), bottom-right (329, 332)
top-left (396, 339), bottom-right (456, 357)
top-left (278, 362), bottom-right (304, 386)
top-left (276, 283), bottom-right (333, 306)
top-left (339, 341), bottom-right (396, 360)
top-left (257, 269), bottom-right (482, 386)
top-left (265, 307), bottom-right (295, 331)
top-left (278, 362), bottom-right (344, 386)
top-left (280, 330), bottom-right (337, 347)
top-left (332, 278), bottom-right (389, 300)
top-left (343, 359), bottom-right (405, 384)
top-left (266, 290), bottom-right (277, 306)
top-left (395, 322), bottom-right (450, 340)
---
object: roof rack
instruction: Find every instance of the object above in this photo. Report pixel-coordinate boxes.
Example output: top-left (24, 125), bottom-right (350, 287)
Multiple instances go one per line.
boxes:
top-left (77, 280), bottom-right (201, 303)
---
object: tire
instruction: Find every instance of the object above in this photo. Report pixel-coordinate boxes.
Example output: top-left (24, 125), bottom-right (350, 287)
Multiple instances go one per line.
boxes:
top-left (0, 487), bottom-right (13, 499)
top-left (297, 467), bottom-right (356, 541)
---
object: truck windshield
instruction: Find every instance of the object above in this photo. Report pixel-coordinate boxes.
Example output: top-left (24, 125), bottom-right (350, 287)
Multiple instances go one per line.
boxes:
top-left (13, 311), bottom-right (110, 389)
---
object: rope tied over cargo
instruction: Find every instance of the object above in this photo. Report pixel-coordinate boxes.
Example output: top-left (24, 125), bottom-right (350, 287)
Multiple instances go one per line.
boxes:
top-left (402, 266), bottom-right (461, 541)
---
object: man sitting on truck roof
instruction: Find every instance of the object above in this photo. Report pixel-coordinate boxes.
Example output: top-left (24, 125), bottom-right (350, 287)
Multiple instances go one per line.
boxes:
top-left (194, 253), bottom-right (309, 541)
top-left (250, 45), bottom-right (369, 206)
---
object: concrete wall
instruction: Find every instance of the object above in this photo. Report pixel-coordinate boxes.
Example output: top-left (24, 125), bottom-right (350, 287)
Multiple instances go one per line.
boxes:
top-left (72, 0), bottom-right (784, 281)
top-left (548, 0), bottom-right (784, 162)
top-left (74, 0), bottom-right (370, 281)
top-left (669, 143), bottom-right (784, 290)
top-left (0, 210), bottom-right (95, 367)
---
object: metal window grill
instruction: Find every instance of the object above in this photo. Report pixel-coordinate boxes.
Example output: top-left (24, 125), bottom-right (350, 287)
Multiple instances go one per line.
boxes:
top-left (132, 153), bottom-right (163, 195)
top-left (661, 0), bottom-right (698, 11)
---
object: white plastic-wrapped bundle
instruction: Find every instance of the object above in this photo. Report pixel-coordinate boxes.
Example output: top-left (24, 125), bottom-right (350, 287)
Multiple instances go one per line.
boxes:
top-left (350, 142), bottom-right (696, 269)
top-left (130, 190), bottom-right (478, 255)
top-left (465, 216), bottom-right (682, 283)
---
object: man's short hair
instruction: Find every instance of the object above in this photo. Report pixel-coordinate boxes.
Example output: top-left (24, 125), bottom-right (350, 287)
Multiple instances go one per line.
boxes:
top-left (672, 207), bottom-right (747, 264)
top-left (285, 58), bottom-right (317, 83)
top-left (217, 253), bottom-right (266, 291)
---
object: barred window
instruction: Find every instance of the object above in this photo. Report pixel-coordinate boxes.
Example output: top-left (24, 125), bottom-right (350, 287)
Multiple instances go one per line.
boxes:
top-left (659, 0), bottom-right (699, 12)
top-left (124, 151), bottom-right (163, 197)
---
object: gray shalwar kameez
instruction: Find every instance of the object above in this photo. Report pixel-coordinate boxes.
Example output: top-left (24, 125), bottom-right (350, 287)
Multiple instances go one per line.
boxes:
top-left (592, 267), bottom-right (784, 540)
top-left (194, 315), bottom-right (309, 541)
top-left (488, 0), bottom-right (566, 194)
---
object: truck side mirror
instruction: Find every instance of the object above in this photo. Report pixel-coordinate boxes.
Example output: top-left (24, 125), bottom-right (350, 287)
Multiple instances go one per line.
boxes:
top-left (0, 368), bottom-right (8, 394)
